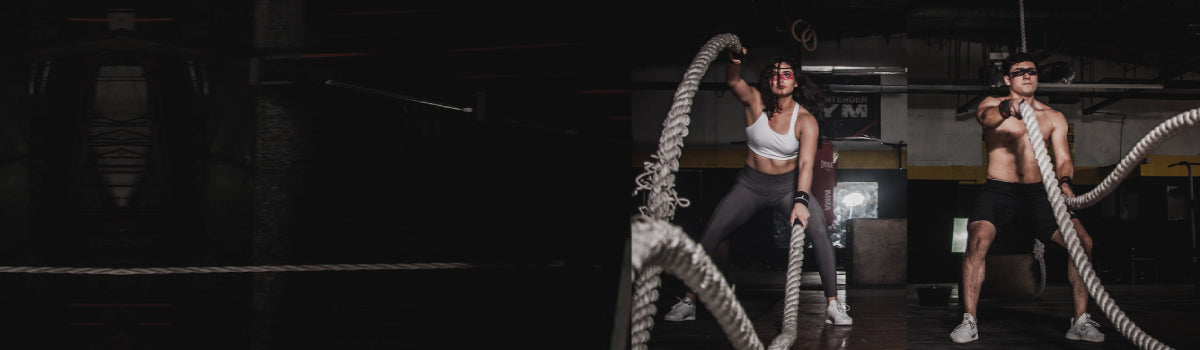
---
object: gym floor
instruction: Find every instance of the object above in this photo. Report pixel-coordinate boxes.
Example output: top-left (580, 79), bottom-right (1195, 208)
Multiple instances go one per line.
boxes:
top-left (641, 266), bottom-right (1200, 349)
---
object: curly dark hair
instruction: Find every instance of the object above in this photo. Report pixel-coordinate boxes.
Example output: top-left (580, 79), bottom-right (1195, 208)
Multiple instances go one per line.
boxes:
top-left (757, 56), bottom-right (824, 119)
top-left (1002, 52), bottom-right (1036, 74)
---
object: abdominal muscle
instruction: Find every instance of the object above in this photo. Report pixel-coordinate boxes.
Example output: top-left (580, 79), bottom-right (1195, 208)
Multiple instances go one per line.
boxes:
top-left (984, 128), bottom-right (1049, 184)
top-left (746, 150), bottom-right (798, 175)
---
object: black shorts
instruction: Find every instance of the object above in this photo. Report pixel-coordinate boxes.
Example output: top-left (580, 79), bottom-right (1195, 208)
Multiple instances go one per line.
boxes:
top-left (969, 179), bottom-right (1075, 243)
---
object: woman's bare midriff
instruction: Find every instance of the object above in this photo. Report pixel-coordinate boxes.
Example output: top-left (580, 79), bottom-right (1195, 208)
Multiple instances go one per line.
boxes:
top-left (746, 151), bottom-right (797, 175)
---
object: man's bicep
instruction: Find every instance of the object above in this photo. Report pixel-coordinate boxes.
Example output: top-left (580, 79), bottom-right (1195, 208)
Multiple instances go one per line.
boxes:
top-left (1051, 116), bottom-right (1074, 160)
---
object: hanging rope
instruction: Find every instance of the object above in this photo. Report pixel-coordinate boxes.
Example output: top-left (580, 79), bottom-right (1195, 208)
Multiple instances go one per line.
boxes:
top-left (629, 33), bottom-right (813, 350)
top-left (1032, 239), bottom-right (1047, 297)
top-left (1012, 0), bottom-right (1048, 297)
top-left (1018, 0), bottom-right (1027, 52)
top-left (1020, 103), bottom-right (1199, 350)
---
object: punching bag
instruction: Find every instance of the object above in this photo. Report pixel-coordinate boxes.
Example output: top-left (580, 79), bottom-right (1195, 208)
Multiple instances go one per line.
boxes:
top-left (812, 137), bottom-right (838, 226)
top-left (774, 137), bottom-right (840, 249)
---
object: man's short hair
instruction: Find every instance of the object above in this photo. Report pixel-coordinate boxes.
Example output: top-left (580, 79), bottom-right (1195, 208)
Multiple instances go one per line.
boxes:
top-left (1002, 52), bottom-right (1036, 73)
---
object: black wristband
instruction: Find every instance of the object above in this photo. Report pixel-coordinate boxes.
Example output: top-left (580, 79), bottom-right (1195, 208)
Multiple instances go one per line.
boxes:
top-left (793, 190), bottom-right (811, 207)
top-left (1059, 176), bottom-right (1073, 187)
top-left (997, 99), bottom-right (1012, 118)
top-left (729, 48), bottom-right (745, 61)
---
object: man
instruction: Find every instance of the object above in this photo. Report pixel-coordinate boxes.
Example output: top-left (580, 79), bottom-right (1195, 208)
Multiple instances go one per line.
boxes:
top-left (950, 52), bottom-right (1105, 344)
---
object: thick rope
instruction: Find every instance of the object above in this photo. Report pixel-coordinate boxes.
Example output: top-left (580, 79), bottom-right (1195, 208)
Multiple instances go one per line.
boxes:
top-left (629, 218), bottom-right (810, 350)
top-left (633, 33), bottom-right (741, 221)
top-left (632, 215), bottom-right (764, 350)
top-left (767, 224), bottom-right (807, 350)
top-left (1033, 239), bottom-right (1047, 298)
top-left (0, 262), bottom-right (564, 275)
top-left (1065, 108), bottom-right (1200, 210)
top-left (630, 33), bottom-right (813, 350)
top-left (630, 264), bottom-right (665, 350)
top-left (1018, 0), bottom-right (1027, 53)
top-left (1020, 102), bottom-right (1181, 350)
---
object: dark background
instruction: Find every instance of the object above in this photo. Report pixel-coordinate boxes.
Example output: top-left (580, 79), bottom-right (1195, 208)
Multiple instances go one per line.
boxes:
top-left (0, 1), bottom-right (629, 349)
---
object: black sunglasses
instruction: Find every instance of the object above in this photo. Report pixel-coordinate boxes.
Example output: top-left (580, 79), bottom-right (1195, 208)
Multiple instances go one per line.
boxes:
top-left (1009, 67), bottom-right (1038, 78)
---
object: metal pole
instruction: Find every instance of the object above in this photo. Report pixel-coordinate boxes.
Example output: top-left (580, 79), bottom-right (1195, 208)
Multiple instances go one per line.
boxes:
top-left (1171, 161), bottom-right (1199, 291)
top-left (1189, 163), bottom-right (1198, 292)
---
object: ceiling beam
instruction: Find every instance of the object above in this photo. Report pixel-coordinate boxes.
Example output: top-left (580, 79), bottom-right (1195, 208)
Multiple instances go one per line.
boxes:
top-left (1083, 56), bottom-right (1200, 114)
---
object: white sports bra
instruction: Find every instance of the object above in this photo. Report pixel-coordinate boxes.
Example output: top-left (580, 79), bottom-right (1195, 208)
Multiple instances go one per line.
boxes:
top-left (745, 103), bottom-right (800, 160)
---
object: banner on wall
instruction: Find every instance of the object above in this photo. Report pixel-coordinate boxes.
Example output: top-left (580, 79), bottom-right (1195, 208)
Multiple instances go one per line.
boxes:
top-left (821, 93), bottom-right (881, 139)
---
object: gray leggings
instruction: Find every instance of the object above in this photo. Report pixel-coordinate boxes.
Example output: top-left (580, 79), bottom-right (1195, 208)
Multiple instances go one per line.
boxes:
top-left (699, 166), bottom-right (839, 298)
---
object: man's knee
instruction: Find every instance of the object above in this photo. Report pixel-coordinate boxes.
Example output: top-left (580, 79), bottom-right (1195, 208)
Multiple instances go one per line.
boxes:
top-left (966, 221), bottom-right (995, 250)
top-left (1073, 233), bottom-right (1093, 250)
top-left (1071, 219), bottom-right (1094, 249)
top-left (1052, 229), bottom-right (1093, 250)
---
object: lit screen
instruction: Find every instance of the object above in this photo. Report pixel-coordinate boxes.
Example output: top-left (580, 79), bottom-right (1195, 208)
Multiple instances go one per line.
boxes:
top-left (951, 217), bottom-right (969, 253)
top-left (830, 182), bottom-right (878, 248)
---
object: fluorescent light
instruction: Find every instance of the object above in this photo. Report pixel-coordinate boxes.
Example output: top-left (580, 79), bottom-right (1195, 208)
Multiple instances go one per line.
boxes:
top-left (801, 66), bottom-right (907, 75)
top-left (843, 192), bottom-right (866, 206)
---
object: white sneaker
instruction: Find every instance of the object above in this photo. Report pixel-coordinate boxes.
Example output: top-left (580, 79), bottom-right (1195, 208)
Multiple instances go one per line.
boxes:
top-left (825, 300), bottom-right (853, 325)
top-left (663, 297), bottom-right (696, 322)
top-left (1066, 312), bottom-right (1105, 342)
top-left (950, 313), bottom-right (978, 343)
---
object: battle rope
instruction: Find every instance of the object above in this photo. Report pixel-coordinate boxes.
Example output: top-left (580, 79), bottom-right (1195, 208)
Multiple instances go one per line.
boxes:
top-left (632, 33), bottom-right (744, 221)
top-left (1020, 102), bottom-right (1199, 350)
top-left (1063, 108), bottom-right (1200, 211)
top-left (632, 215), bottom-right (764, 350)
top-left (1033, 239), bottom-right (1047, 297)
top-left (630, 33), bottom-right (813, 350)
top-left (0, 261), bottom-right (564, 275)
top-left (769, 224), bottom-right (809, 350)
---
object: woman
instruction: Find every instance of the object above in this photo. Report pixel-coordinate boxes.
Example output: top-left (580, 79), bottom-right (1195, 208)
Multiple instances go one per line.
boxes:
top-left (664, 48), bottom-right (852, 326)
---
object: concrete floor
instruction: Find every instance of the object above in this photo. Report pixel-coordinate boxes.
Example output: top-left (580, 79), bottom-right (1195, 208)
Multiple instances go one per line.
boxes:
top-left (908, 283), bottom-right (1200, 350)
top-left (639, 267), bottom-right (1200, 350)
top-left (644, 269), bottom-right (906, 350)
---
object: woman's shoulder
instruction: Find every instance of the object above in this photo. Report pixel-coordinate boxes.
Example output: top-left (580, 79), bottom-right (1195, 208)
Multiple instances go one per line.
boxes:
top-left (794, 107), bottom-right (819, 134)
top-left (795, 105), bottom-right (819, 123)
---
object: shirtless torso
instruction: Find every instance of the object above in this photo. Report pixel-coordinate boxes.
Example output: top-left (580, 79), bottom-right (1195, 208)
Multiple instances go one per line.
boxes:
top-left (978, 96), bottom-right (1071, 184)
